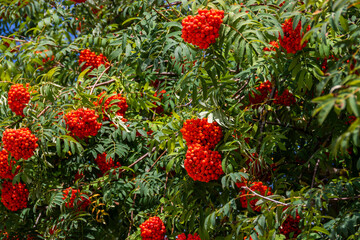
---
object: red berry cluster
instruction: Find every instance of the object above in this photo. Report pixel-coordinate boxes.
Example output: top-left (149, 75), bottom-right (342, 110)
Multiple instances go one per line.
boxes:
top-left (278, 19), bottom-right (311, 54)
top-left (35, 50), bottom-right (54, 64)
top-left (236, 180), bottom-right (272, 212)
top-left (2, 128), bottom-right (38, 160)
top-left (1, 181), bottom-right (29, 211)
top-left (64, 108), bottom-right (102, 139)
top-left (0, 149), bottom-right (20, 180)
top-left (139, 216), bottom-right (166, 240)
top-left (71, 0), bottom-right (86, 3)
top-left (94, 91), bottom-right (128, 121)
top-left (263, 41), bottom-right (279, 52)
top-left (62, 187), bottom-right (90, 210)
top-left (184, 143), bottom-right (223, 182)
top-left (180, 118), bottom-right (223, 149)
top-left (346, 115), bottom-right (356, 125)
top-left (181, 9), bottom-right (225, 49)
top-left (319, 55), bottom-right (338, 73)
top-left (152, 90), bottom-right (167, 114)
top-left (279, 212), bottom-right (301, 239)
top-left (79, 49), bottom-right (109, 72)
top-left (177, 233), bottom-right (201, 240)
top-left (7, 83), bottom-right (30, 117)
top-left (249, 81), bottom-right (296, 106)
top-left (94, 152), bottom-right (121, 175)
top-left (74, 171), bottom-right (84, 181)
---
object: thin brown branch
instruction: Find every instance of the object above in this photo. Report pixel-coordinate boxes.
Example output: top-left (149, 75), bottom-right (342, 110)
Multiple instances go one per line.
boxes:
top-left (329, 196), bottom-right (360, 201)
top-left (37, 106), bottom-right (51, 118)
top-left (0, 35), bottom-right (29, 43)
top-left (152, 7), bottom-right (171, 22)
top-left (232, 79), bottom-right (249, 99)
top-left (90, 66), bottom-right (111, 94)
top-left (147, 149), bottom-right (168, 173)
top-left (311, 159), bottom-right (320, 188)
top-left (241, 186), bottom-right (289, 206)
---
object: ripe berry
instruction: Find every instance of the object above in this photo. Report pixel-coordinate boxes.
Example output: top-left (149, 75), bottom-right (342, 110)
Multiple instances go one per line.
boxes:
top-left (79, 49), bottom-right (109, 73)
top-left (7, 83), bottom-right (30, 117)
top-left (278, 19), bottom-right (311, 54)
top-left (139, 216), bottom-right (166, 240)
top-left (94, 152), bottom-right (121, 175)
top-left (274, 89), bottom-right (296, 106)
top-left (249, 81), bottom-right (272, 106)
top-left (152, 90), bottom-right (167, 114)
top-left (177, 233), bottom-right (201, 240)
top-left (2, 128), bottom-right (38, 160)
top-left (35, 50), bottom-right (54, 64)
top-left (181, 9), bottom-right (225, 49)
top-left (1, 181), bottom-right (29, 211)
top-left (71, 0), bottom-right (86, 3)
top-left (0, 149), bottom-right (20, 180)
top-left (64, 108), bottom-right (102, 139)
top-left (94, 91), bottom-right (128, 121)
top-left (180, 118), bottom-right (223, 149)
top-left (185, 143), bottom-right (224, 182)
top-left (280, 212), bottom-right (301, 239)
top-left (62, 187), bottom-right (90, 210)
top-left (236, 180), bottom-right (272, 212)
top-left (263, 41), bottom-right (279, 52)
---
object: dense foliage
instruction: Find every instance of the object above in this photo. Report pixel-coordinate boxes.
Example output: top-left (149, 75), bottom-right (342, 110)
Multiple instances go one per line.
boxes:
top-left (0, 0), bottom-right (360, 239)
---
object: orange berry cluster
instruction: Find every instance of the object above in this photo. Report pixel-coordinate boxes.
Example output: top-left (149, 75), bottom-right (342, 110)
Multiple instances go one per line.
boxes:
top-left (278, 19), bottom-right (311, 54)
top-left (94, 152), bottom-right (121, 175)
top-left (249, 81), bottom-right (296, 106)
top-left (94, 91), bottom-right (128, 121)
top-left (0, 149), bottom-right (20, 180)
top-left (2, 128), bottom-right (38, 160)
top-left (79, 49), bottom-right (109, 72)
top-left (279, 212), bottom-right (301, 239)
top-left (64, 108), bottom-right (102, 139)
top-left (1, 181), bottom-right (29, 211)
top-left (62, 187), bottom-right (90, 210)
top-left (7, 83), bottom-right (30, 117)
top-left (184, 143), bottom-right (223, 182)
top-left (152, 90), bottom-right (167, 114)
top-left (181, 9), bottom-right (225, 49)
top-left (263, 41), bottom-right (279, 52)
top-left (180, 118), bottom-right (223, 149)
top-left (244, 237), bottom-right (253, 240)
top-left (177, 233), bottom-right (201, 240)
top-left (139, 216), bottom-right (166, 240)
top-left (236, 180), bottom-right (272, 212)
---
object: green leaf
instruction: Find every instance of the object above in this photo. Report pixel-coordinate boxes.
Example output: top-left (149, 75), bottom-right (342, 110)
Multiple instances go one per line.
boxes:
top-left (311, 226), bottom-right (330, 235)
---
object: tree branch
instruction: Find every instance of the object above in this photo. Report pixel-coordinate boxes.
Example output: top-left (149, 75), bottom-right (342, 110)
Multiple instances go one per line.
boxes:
top-left (241, 186), bottom-right (289, 206)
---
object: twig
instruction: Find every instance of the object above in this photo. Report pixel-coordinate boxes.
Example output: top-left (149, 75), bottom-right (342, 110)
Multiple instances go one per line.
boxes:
top-left (0, 35), bottom-right (29, 43)
top-left (311, 159), bottom-right (321, 188)
top-left (127, 193), bottom-right (137, 237)
top-left (5, 117), bottom-right (23, 129)
top-left (241, 186), bottom-right (289, 206)
top-left (33, 212), bottom-right (42, 227)
top-left (90, 66), bottom-right (111, 94)
top-left (232, 79), bottom-right (249, 99)
top-left (147, 149), bottom-right (167, 172)
top-left (157, 72), bottom-right (177, 76)
top-left (152, 7), bottom-right (171, 22)
top-left (329, 195), bottom-right (360, 201)
top-left (177, 99), bottom-right (192, 107)
top-left (37, 106), bottom-right (50, 118)
top-left (160, 172), bottom-right (169, 214)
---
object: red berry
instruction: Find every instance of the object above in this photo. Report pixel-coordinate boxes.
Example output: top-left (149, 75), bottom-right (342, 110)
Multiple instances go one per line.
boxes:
top-left (279, 211), bottom-right (301, 239)
top-left (71, 0), bottom-right (87, 3)
top-left (263, 41), bottom-right (279, 52)
top-left (139, 216), bottom-right (166, 240)
top-left (62, 187), bottom-right (90, 210)
top-left (94, 91), bottom-right (128, 121)
top-left (64, 108), bottom-right (102, 139)
top-left (79, 49), bottom-right (109, 73)
top-left (94, 152), bottom-right (121, 175)
top-left (1, 181), bottom-right (29, 211)
top-left (8, 83), bottom-right (30, 117)
top-left (177, 233), bottom-right (201, 240)
top-left (236, 180), bottom-right (272, 212)
top-left (2, 128), bottom-right (38, 160)
top-left (0, 149), bottom-right (20, 180)
top-left (278, 19), bottom-right (311, 54)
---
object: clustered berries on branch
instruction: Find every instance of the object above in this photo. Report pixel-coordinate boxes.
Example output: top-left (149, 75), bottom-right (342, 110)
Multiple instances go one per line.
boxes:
top-left (180, 118), bottom-right (223, 149)
top-left (279, 211), bottom-right (302, 239)
top-left (139, 216), bottom-right (166, 240)
top-left (177, 233), bottom-right (201, 240)
top-left (184, 143), bottom-right (223, 182)
top-left (236, 180), bottom-right (272, 212)
top-left (152, 90), bottom-right (167, 114)
top-left (62, 187), bottom-right (90, 210)
top-left (1, 181), bottom-right (29, 211)
top-left (94, 152), bottom-right (121, 175)
top-left (35, 50), bottom-right (54, 64)
top-left (71, 0), bottom-right (87, 3)
top-left (94, 91), bottom-right (128, 121)
top-left (7, 83), bottom-right (30, 117)
top-left (79, 49), bottom-right (109, 73)
top-left (2, 128), bottom-right (38, 160)
top-left (263, 41), bottom-right (279, 52)
top-left (0, 149), bottom-right (20, 180)
top-left (278, 19), bottom-right (311, 54)
top-left (249, 81), bottom-right (296, 107)
top-left (181, 9), bottom-right (225, 49)
top-left (64, 108), bottom-right (102, 139)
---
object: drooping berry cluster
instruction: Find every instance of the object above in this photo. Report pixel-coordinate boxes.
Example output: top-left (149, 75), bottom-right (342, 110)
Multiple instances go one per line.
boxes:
top-left (1, 181), bottom-right (29, 211)
top-left (7, 83), bottom-right (30, 117)
top-left (184, 143), bottom-right (224, 182)
top-left (180, 118), bottom-right (223, 149)
top-left (152, 90), bottom-right (167, 114)
top-left (279, 212), bottom-right (301, 239)
top-left (139, 216), bottom-right (166, 240)
top-left (2, 128), bottom-right (38, 160)
top-left (0, 149), bottom-right (20, 180)
top-left (94, 92), bottom-right (128, 121)
top-left (79, 49), bottom-right (109, 72)
top-left (278, 19), bottom-right (311, 54)
top-left (94, 152), bottom-right (121, 175)
top-left (263, 41), bottom-right (279, 52)
top-left (64, 108), bottom-right (102, 139)
top-left (249, 81), bottom-right (296, 107)
top-left (181, 9), bottom-right (225, 49)
top-left (62, 187), bottom-right (90, 210)
top-left (177, 233), bottom-right (201, 240)
top-left (236, 180), bottom-right (272, 212)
